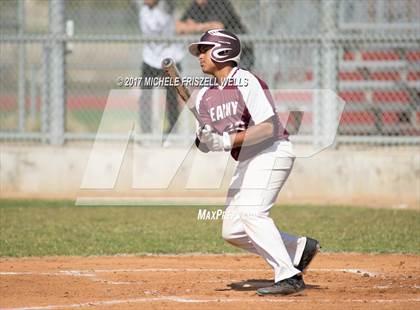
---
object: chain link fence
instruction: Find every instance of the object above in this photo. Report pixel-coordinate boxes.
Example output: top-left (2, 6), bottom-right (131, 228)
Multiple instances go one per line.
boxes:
top-left (1, 0), bottom-right (419, 146)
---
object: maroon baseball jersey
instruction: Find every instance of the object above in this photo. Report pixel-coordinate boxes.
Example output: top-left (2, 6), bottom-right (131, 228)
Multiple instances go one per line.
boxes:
top-left (195, 67), bottom-right (289, 161)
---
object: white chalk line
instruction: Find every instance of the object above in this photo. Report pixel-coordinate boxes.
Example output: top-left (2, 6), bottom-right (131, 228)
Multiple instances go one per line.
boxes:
top-left (372, 284), bottom-right (420, 290)
top-left (0, 266), bottom-right (385, 292)
top-left (1, 268), bottom-right (418, 309)
top-left (3, 296), bottom-right (420, 310)
top-left (314, 268), bottom-right (379, 277)
top-left (0, 271), bottom-right (96, 277)
top-left (0, 267), bottom-right (380, 277)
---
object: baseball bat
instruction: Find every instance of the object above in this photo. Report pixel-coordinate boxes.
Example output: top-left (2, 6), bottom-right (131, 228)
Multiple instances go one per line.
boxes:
top-left (161, 58), bottom-right (203, 125)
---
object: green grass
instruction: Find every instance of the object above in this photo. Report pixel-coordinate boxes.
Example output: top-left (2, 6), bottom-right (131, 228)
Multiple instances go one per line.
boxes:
top-left (0, 200), bottom-right (419, 257)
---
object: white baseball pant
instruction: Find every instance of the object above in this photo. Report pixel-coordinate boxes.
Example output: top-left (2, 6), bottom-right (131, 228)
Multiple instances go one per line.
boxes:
top-left (222, 139), bottom-right (306, 282)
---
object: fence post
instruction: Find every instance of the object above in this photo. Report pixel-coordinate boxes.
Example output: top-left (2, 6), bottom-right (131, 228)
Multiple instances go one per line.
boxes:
top-left (49, 0), bottom-right (66, 145)
top-left (17, 0), bottom-right (26, 132)
top-left (321, 0), bottom-right (339, 148)
top-left (41, 45), bottom-right (50, 143)
top-left (29, 64), bottom-right (37, 121)
top-left (313, 47), bottom-right (323, 147)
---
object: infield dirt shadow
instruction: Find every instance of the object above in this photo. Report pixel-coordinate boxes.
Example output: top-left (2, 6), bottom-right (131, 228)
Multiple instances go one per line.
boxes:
top-left (218, 279), bottom-right (322, 291)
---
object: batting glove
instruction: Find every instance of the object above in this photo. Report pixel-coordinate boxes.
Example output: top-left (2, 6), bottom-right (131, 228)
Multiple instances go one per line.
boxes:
top-left (198, 125), bottom-right (232, 152)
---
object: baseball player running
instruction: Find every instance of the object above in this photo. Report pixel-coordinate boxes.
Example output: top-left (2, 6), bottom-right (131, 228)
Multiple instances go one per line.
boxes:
top-left (189, 29), bottom-right (320, 295)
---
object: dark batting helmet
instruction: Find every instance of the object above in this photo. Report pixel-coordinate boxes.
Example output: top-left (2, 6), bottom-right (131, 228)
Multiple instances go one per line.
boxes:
top-left (188, 29), bottom-right (241, 64)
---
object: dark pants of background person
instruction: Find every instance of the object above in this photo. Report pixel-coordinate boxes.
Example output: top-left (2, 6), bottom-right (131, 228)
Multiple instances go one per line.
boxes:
top-left (139, 62), bottom-right (180, 134)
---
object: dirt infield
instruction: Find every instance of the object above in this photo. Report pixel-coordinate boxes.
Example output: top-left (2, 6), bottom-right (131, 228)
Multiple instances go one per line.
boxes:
top-left (0, 253), bottom-right (419, 309)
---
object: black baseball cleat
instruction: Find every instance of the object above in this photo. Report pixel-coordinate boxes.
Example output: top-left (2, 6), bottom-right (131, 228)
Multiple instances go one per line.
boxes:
top-left (256, 274), bottom-right (305, 296)
top-left (297, 237), bottom-right (320, 273)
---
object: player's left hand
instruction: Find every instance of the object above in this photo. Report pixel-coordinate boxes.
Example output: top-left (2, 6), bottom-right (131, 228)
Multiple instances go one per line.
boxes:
top-left (200, 125), bottom-right (232, 152)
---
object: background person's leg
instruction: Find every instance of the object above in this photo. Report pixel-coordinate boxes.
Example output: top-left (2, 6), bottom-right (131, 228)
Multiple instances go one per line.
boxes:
top-left (139, 62), bottom-right (159, 133)
top-left (165, 83), bottom-right (179, 133)
top-left (164, 63), bottom-right (181, 133)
